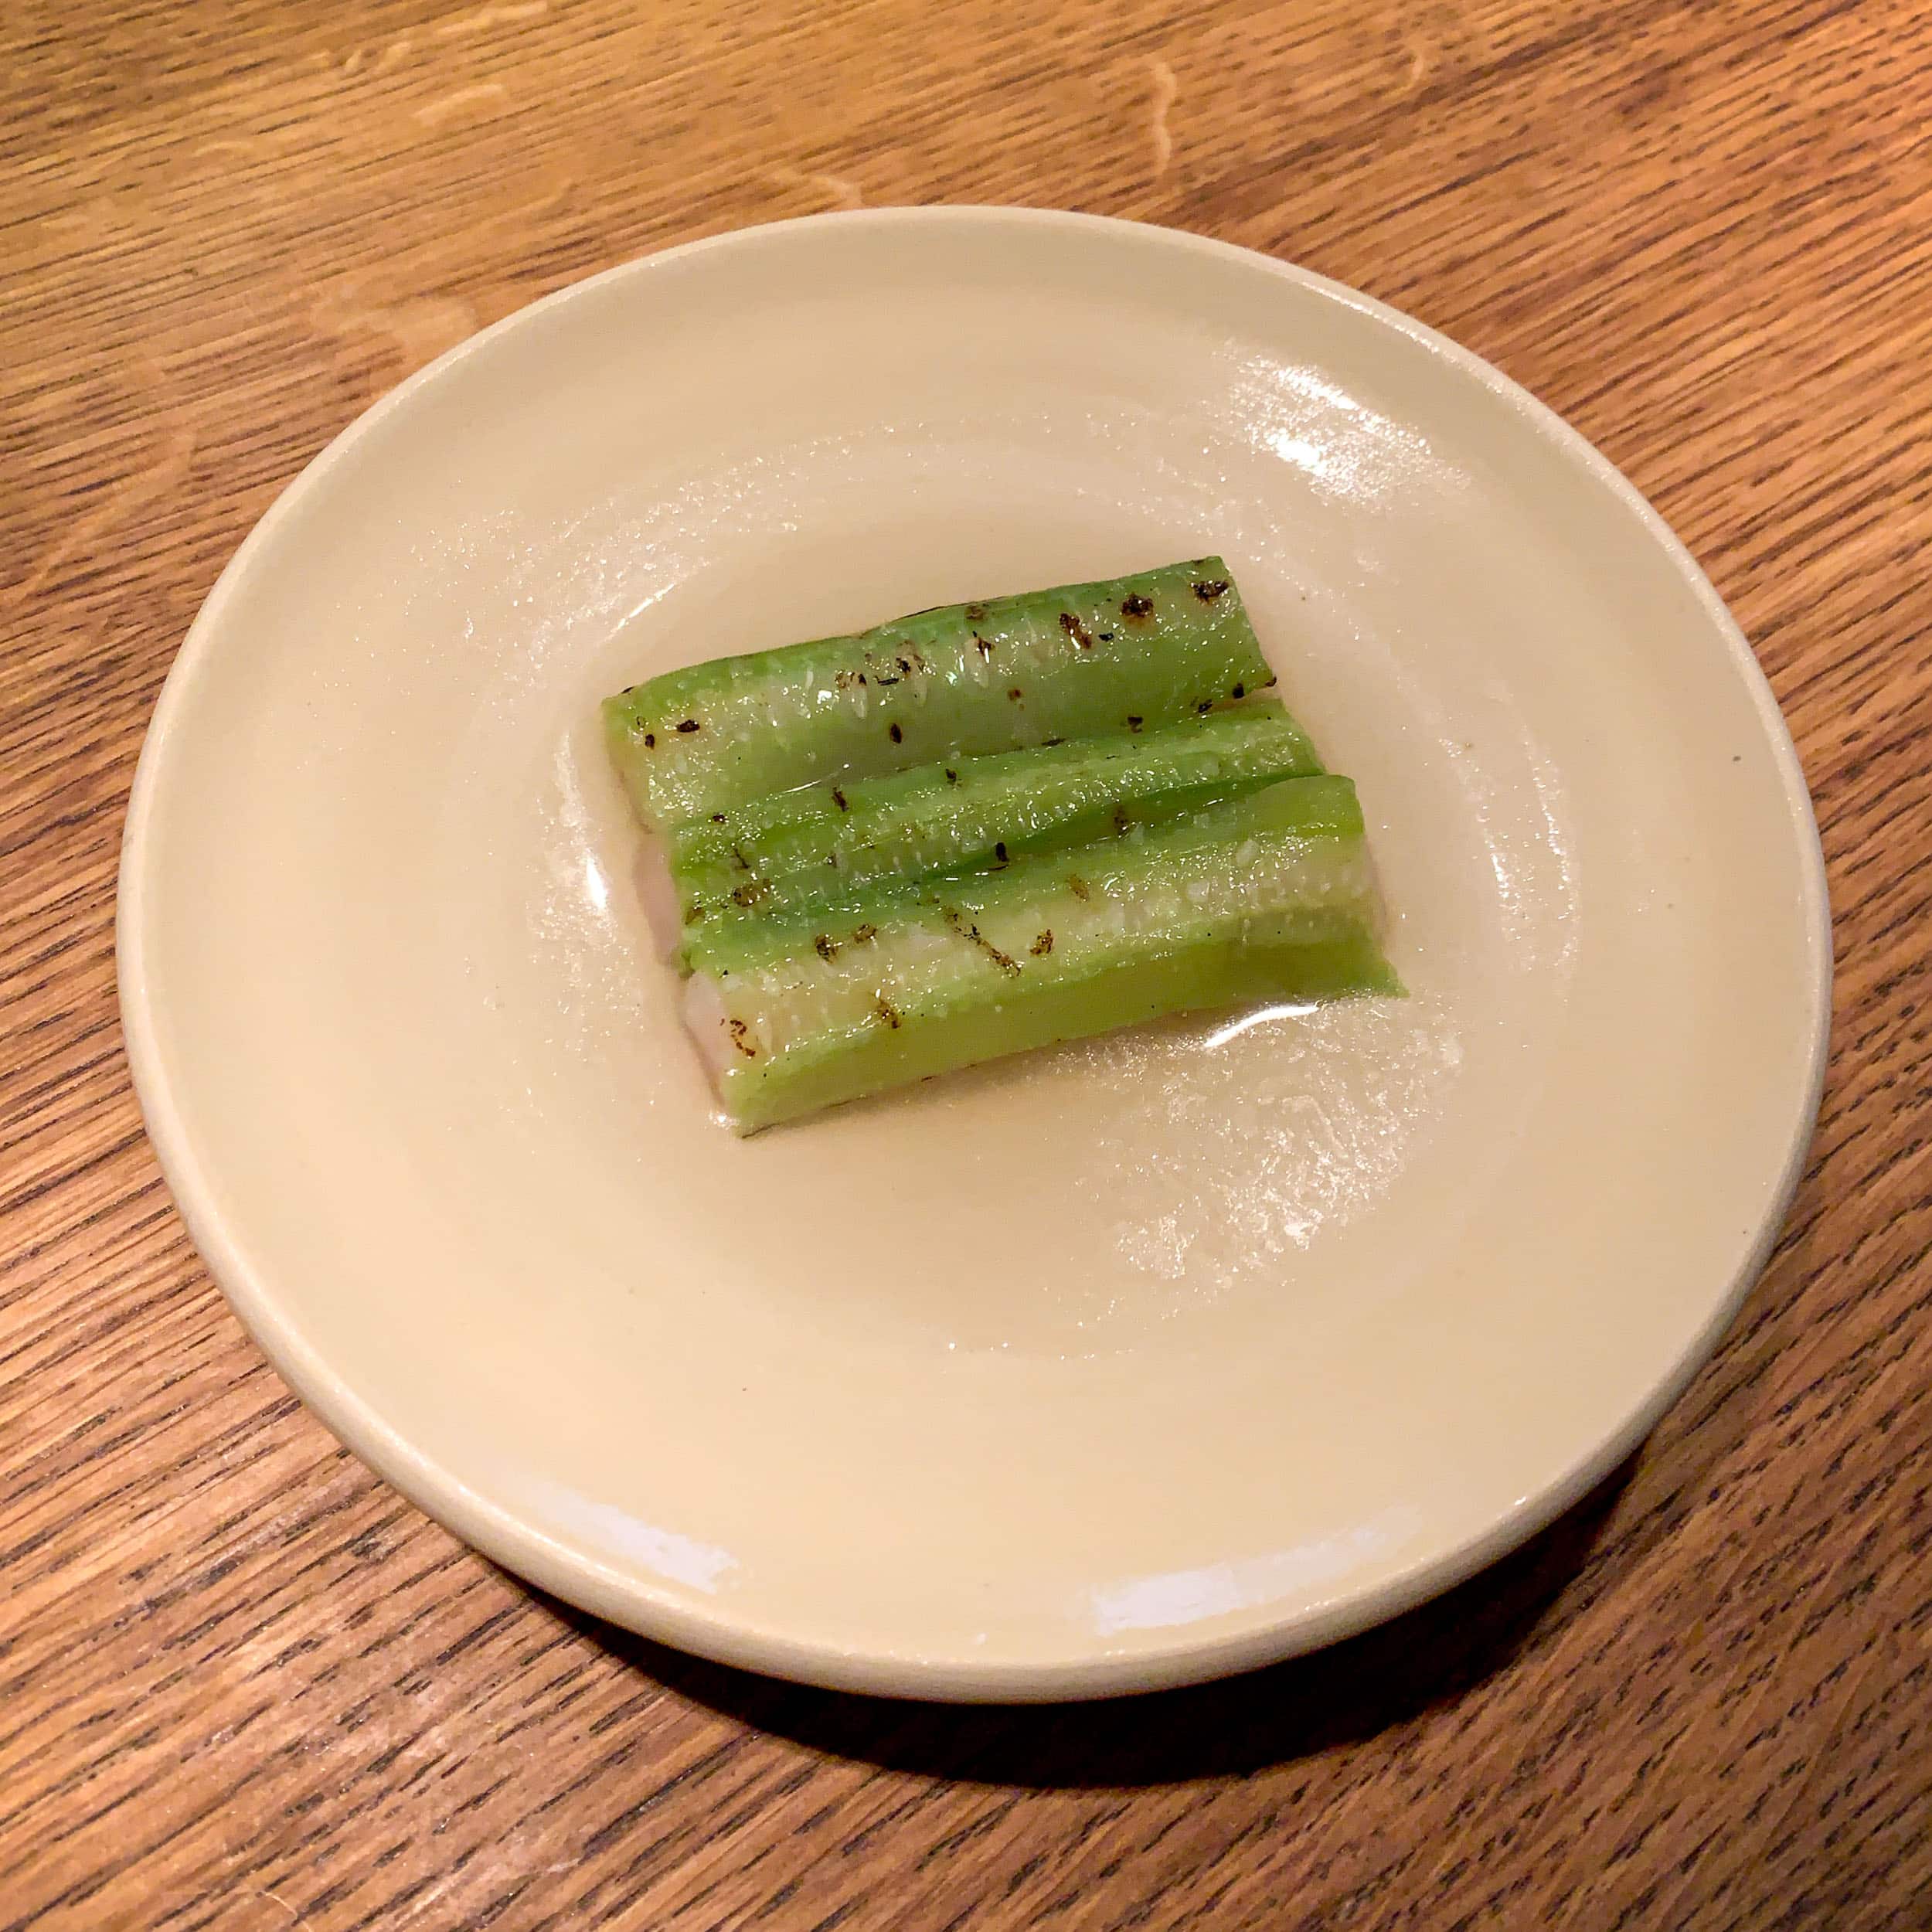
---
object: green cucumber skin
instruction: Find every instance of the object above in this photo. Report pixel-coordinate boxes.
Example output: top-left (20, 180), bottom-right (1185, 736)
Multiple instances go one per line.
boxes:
top-left (689, 773), bottom-right (1369, 978)
top-left (604, 558), bottom-right (1274, 828)
top-left (717, 929), bottom-right (1393, 1134)
top-left (692, 775), bottom-right (1398, 1132)
top-left (668, 703), bottom-right (1323, 939)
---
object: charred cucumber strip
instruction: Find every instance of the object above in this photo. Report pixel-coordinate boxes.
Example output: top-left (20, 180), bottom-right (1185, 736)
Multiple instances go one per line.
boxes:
top-left (684, 776), bottom-right (1396, 1133)
top-left (604, 558), bottom-right (1274, 829)
top-left (667, 703), bottom-right (1321, 942)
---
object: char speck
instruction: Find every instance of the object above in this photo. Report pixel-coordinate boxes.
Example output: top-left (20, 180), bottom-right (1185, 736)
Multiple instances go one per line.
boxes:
top-left (1193, 578), bottom-right (1230, 601)
top-left (1262, 672), bottom-right (1280, 688)
top-left (852, 923), bottom-right (878, 944)
top-left (815, 934), bottom-right (838, 961)
top-left (1031, 930), bottom-right (1054, 956)
top-left (1231, 682), bottom-right (1245, 699)
top-left (676, 718), bottom-right (700, 733)
top-left (944, 768), bottom-right (959, 784)
top-left (994, 841), bottom-right (1009, 862)
top-left (1121, 594), bottom-right (1154, 619)
top-left (1112, 805), bottom-right (1130, 835)
top-left (975, 635), bottom-right (995, 660)
top-left (889, 723), bottom-right (903, 743)
top-left (1126, 715), bottom-right (1143, 731)
top-left (832, 786), bottom-right (849, 811)
top-left (1008, 687), bottom-right (1023, 702)
top-left (643, 731), bottom-right (655, 747)
top-left (1196, 700), bottom-right (1213, 714)
top-left (710, 812), bottom-right (726, 823)
top-left (873, 995), bottom-right (902, 1029)
top-left (1097, 631), bottom-right (1114, 642)
top-left (1060, 611), bottom-right (1096, 650)
top-left (940, 903), bottom-right (1020, 975)
top-left (896, 656), bottom-right (913, 675)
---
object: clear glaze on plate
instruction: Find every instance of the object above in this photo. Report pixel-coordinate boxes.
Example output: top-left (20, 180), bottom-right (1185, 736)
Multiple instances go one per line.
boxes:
top-left (119, 210), bottom-right (1827, 1699)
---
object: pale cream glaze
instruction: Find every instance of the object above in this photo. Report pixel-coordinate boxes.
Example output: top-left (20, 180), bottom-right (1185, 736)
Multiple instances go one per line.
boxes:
top-left (118, 212), bottom-right (1827, 1699)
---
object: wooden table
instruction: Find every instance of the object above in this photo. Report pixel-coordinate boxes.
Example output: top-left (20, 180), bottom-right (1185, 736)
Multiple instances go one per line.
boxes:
top-left (7, 2), bottom-right (1930, 1925)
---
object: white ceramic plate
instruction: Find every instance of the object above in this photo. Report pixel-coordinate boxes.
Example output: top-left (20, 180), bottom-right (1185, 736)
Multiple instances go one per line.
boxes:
top-left (119, 209), bottom-right (1828, 1701)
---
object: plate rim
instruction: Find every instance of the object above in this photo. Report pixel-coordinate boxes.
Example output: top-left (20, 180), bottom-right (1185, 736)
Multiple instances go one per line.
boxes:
top-left (115, 205), bottom-right (1832, 1702)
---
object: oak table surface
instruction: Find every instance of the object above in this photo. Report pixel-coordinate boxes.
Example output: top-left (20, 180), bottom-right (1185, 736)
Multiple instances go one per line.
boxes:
top-left (5, 2), bottom-right (1930, 1927)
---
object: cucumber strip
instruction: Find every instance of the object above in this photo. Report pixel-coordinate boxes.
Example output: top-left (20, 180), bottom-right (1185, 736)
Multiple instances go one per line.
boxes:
top-left (604, 557), bottom-right (1275, 829)
top-left (684, 775), bottom-right (1397, 1133)
top-left (666, 702), bottom-right (1322, 942)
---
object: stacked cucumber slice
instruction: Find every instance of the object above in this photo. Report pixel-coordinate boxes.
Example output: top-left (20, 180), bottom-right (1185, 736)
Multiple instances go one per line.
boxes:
top-left (604, 558), bottom-right (1397, 1132)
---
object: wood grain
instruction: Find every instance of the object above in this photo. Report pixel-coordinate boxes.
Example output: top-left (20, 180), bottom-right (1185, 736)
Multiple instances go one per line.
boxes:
top-left (5, 1), bottom-right (1930, 1926)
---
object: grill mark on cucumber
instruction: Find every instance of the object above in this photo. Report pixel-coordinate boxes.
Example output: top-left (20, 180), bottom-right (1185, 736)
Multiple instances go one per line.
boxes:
top-left (938, 903), bottom-right (1021, 976)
